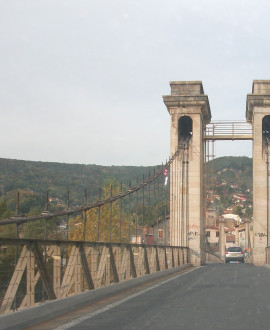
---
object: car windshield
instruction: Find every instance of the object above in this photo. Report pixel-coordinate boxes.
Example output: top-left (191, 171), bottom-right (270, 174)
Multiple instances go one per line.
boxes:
top-left (227, 247), bottom-right (242, 252)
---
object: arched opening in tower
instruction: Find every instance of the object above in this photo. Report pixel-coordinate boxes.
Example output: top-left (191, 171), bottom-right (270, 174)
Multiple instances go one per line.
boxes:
top-left (262, 115), bottom-right (270, 146)
top-left (178, 116), bottom-right (192, 145)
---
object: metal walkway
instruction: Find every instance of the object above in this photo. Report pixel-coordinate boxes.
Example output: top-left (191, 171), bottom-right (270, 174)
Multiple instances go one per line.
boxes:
top-left (204, 121), bottom-right (253, 140)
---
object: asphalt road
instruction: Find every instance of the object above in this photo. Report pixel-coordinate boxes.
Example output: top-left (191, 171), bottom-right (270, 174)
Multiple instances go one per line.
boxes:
top-left (27, 263), bottom-right (270, 330)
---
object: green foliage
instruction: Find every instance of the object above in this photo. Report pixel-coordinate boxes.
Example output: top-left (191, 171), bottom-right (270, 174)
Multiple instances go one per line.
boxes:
top-left (0, 158), bottom-right (159, 218)
top-left (206, 156), bottom-right (253, 217)
top-left (233, 205), bottom-right (243, 216)
top-left (69, 182), bottom-right (131, 243)
top-left (211, 156), bottom-right (252, 172)
top-left (208, 156), bottom-right (252, 188)
top-left (0, 156), bottom-right (253, 222)
top-left (0, 200), bottom-right (13, 220)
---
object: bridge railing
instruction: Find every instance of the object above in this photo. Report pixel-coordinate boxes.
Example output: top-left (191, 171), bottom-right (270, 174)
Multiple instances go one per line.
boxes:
top-left (204, 120), bottom-right (253, 140)
top-left (0, 238), bottom-right (188, 315)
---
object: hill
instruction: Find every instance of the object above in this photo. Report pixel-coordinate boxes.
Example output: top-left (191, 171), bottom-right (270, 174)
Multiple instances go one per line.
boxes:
top-left (206, 156), bottom-right (253, 216)
top-left (0, 156), bottom-right (253, 218)
top-left (0, 158), bottom-right (158, 217)
top-left (207, 156), bottom-right (252, 188)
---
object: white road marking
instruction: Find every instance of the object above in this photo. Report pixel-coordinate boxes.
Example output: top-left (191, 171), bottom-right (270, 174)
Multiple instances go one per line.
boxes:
top-left (54, 267), bottom-right (200, 330)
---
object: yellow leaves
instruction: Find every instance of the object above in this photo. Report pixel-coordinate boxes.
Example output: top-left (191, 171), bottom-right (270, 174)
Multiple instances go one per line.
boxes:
top-left (68, 182), bottom-right (131, 243)
top-left (68, 203), bottom-right (131, 243)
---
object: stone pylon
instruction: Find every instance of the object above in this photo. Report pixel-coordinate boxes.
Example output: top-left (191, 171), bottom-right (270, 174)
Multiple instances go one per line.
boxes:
top-left (247, 80), bottom-right (270, 265)
top-left (163, 81), bottom-right (211, 266)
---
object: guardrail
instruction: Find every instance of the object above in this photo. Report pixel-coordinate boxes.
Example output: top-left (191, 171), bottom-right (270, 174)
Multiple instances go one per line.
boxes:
top-left (204, 121), bottom-right (253, 140)
top-left (0, 238), bottom-right (188, 315)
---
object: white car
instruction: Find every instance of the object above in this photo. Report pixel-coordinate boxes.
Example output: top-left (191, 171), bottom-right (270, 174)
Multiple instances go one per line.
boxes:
top-left (225, 246), bottom-right (244, 263)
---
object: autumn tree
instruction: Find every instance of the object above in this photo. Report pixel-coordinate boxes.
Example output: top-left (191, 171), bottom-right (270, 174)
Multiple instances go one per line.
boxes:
top-left (68, 181), bottom-right (133, 243)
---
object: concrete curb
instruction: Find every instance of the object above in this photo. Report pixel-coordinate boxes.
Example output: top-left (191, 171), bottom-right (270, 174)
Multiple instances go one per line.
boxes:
top-left (0, 264), bottom-right (192, 330)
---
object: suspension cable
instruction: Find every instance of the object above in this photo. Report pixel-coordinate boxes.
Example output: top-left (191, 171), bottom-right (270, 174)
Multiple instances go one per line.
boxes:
top-left (0, 144), bottom-right (188, 226)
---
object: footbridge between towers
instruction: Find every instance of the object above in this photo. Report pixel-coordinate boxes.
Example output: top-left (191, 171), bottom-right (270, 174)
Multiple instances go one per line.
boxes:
top-left (204, 120), bottom-right (253, 140)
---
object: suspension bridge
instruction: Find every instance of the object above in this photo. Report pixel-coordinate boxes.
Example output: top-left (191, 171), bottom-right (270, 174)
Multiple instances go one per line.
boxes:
top-left (1, 80), bottom-right (270, 329)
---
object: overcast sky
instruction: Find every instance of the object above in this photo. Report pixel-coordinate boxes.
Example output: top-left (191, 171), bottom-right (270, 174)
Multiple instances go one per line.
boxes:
top-left (1, 0), bottom-right (270, 166)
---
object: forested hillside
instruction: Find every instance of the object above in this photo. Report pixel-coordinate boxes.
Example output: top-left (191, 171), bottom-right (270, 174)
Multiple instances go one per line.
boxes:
top-left (0, 158), bottom-right (158, 217)
top-left (207, 156), bottom-right (252, 189)
top-left (0, 156), bottom-right (253, 219)
top-left (206, 156), bottom-right (253, 216)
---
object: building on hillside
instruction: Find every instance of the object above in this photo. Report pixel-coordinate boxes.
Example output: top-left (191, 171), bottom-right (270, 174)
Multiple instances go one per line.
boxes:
top-left (215, 181), bottom-right (227, 187)
top-left (130, 226), bottom-right (153, 245)
top-left (205, 225), bottom-right (219, 252)
top-left (222, 213), bottom-right (241, 228)
top-left (225, 234), bottom-right (235, 248)
top-left (205, 208), bottom-right (217, 227)
top-left (236, 222), bottom-right (253, 251)
top-left (234, 193), bottom-right (247, 199)
top-left (151, 216), bottom-right (170, 245)
top-left (224, 207), bottom-right (233, 214)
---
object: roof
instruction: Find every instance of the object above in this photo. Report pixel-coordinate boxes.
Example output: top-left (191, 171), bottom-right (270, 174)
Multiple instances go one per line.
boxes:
top-left (206, 225), bottom-right (219, 230)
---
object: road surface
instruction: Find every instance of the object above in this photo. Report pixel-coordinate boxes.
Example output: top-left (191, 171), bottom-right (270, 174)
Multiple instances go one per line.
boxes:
top-left (23, 263), bottom-right (270, 330)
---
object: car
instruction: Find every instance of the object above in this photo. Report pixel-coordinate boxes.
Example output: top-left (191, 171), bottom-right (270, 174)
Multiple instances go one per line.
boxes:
top-left (225, 246), bottom-right (244, 263)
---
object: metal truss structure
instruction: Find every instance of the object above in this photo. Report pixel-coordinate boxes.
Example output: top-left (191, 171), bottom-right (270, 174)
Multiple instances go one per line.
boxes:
top-left (0, 238), bottom-right (188, 315)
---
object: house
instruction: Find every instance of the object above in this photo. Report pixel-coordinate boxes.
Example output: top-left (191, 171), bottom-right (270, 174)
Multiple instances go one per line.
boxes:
top-left (205, 208), bottom-right (217, 227)
top-left (206, 225), bottom-right (219, 252)
top-left (130, 226), bottom-right (153, 245)
top-left (151, 216), bottom-right (170, 245)
top-left (232, 194), bottom-right (247, 203)
top-left (222, 213), bottom-right (241, 227)
top-left (226, 234), bottom-right (235, 248)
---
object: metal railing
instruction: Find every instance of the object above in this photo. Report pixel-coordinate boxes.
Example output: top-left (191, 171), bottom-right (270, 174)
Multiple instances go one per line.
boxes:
top-left (204, 121), bottom-right (253, 140)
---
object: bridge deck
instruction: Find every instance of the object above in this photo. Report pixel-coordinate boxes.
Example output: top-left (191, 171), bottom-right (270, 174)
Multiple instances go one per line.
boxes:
top-left (2, 263), bottom-right (270, 329)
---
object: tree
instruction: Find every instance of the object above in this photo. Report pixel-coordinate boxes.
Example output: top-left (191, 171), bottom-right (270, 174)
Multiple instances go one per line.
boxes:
top-left (233, 205), bottom-right (243, 216)
top-left (0, 201), bottom-right (16, 238)
top-left (68, 182), bottom-right (132, 243)
top-left (0, 200), bottom-right (13, 220)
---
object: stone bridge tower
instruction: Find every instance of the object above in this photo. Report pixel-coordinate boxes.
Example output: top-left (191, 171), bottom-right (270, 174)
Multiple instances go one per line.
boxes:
top-left (247, 80), bottom-right (270, 266)
top-left (163, 81), bottom-right (211, 266)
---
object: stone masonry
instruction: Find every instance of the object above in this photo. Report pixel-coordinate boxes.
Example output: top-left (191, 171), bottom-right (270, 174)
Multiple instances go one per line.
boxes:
top-left (163, 81), bottom-right (211, 266)
top-left (247, 80), bottom-right (270, 265)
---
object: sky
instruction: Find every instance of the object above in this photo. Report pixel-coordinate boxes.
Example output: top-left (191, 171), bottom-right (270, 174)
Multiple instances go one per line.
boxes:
top-left (1, 0), bottom-right (270, 166)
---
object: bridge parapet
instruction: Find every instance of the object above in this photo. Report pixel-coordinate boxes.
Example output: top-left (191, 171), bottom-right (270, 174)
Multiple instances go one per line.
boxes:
top-left (0, 238), bottom-right (188, 315)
